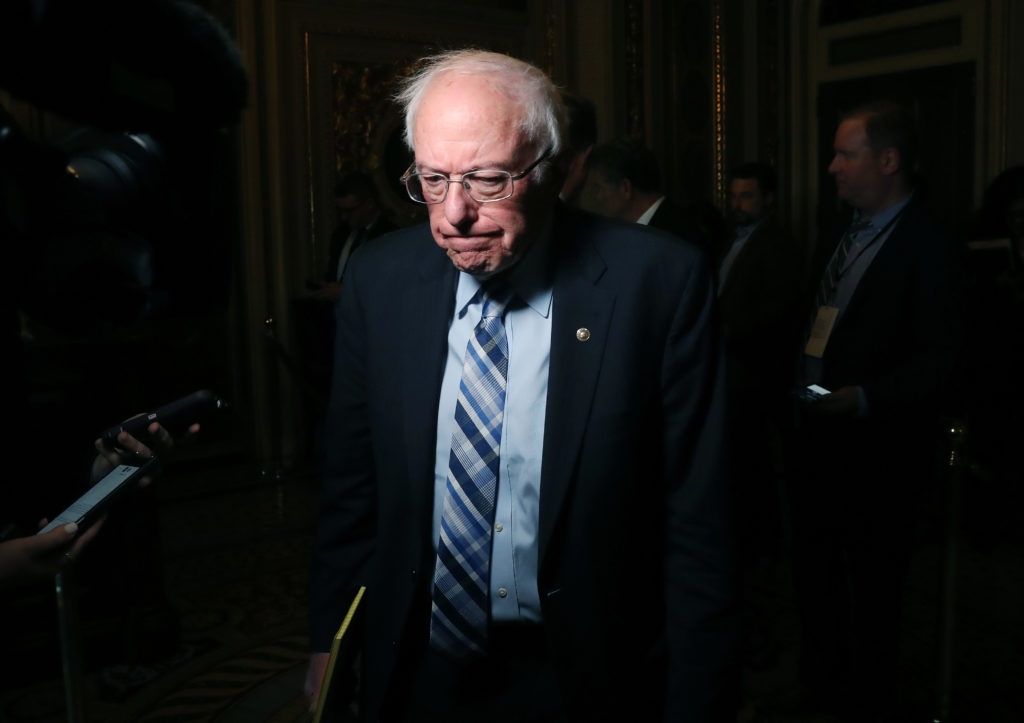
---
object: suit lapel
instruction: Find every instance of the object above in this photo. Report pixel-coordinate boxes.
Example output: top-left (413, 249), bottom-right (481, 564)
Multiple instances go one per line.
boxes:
top-left (836, 207), bottom-right (913, 327)
top-left (719, 228), bottom-right (754, 300)
top-left (538, 215), bottom-right (614, 564)
top-left (720, 220), bottom-right (771, 300)
top-left (401, 246), bottom-right (457, 543)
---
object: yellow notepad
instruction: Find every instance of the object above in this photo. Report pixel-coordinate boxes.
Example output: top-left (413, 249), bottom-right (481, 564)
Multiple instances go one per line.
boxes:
top-left (313, 586), bottom-right (366, 723)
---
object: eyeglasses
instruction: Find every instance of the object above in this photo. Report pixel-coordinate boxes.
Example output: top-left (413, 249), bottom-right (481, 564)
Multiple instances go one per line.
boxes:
top-left (400, 148), bottom-right (551, 204)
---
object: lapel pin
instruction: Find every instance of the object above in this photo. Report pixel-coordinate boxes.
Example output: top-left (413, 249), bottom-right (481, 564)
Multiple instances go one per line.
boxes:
top-left (576, 327), bottom-right (591, 342)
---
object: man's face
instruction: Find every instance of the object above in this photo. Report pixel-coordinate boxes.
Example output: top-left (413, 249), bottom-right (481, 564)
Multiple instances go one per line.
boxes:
top-left (412, 74), bottom-right (556, 277)
top-left (336, 193), bottom-right (376, 229)
top-left (728, 177), bottom-right (771, 226)
top-left (584, 170), bottom-right (631, 221)
top-left (828, 117), bottom-right (888, 213)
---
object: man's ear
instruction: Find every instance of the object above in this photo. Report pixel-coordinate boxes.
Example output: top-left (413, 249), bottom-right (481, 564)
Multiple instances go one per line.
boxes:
top-left (879, 147), bottom-right (901, 176)
top-left (620, 178), bottom-right (633, 199)
top-left (574, 144), bottom-right (594, 173)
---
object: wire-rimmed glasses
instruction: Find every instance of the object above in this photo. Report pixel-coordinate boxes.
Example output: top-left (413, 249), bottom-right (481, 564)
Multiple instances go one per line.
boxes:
top-left (400, 148), bottom-right (551, 204)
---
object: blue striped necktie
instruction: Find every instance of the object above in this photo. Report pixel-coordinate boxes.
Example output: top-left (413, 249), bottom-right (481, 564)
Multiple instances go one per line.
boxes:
top-left (815, 216), bottom-right (872, 308)
top-left (430, 285), bottom-right (510, 657)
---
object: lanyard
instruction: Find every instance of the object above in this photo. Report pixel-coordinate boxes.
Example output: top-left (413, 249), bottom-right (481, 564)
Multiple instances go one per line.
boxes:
top-left (838, 205), bottom-right (907, 276)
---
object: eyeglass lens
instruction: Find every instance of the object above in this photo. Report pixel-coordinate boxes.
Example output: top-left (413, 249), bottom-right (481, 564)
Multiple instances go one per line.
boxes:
top-left (407, 171), bottom-right (512, 203)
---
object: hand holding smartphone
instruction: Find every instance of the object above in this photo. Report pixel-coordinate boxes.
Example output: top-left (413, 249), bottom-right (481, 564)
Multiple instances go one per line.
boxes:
top-left (795, 383), bottom-right (831, 402)
top-left (37, 458), bottom-right (160, 535)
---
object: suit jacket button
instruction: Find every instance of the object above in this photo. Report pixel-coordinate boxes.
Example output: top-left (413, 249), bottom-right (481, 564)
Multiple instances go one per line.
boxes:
top-left (576, 327), bottom-right (591, 342)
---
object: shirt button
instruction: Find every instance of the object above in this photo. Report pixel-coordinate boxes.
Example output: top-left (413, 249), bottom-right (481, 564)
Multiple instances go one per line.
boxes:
top-left (498, 588), bottom-right (508, 598)
top-left (495, 522), bottom-right (504, 532)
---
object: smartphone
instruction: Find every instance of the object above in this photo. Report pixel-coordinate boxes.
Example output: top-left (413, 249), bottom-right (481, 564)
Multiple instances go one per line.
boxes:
top-left (37, 458), bottom-right (160, 535)
top-left (795, 383), bottom-right (831, 402)
top-left (100, 389), bottom-right (227, 448)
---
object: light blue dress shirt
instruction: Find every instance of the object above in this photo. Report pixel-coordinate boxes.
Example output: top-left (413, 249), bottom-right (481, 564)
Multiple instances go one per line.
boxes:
top-left (432, 244), bottom-right (552, 624)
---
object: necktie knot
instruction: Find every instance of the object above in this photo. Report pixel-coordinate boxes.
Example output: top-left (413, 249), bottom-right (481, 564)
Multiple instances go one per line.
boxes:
top-left (846, 216), bottom-right (872, 241)
top-left (479, 283), bottom-right (512, 320)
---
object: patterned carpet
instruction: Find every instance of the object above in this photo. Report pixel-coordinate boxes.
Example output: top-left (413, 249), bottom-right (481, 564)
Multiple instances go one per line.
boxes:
top-left (0, 459), bottom-right (318, 723)
top-left (1, 454), bottom-right (1020, 722)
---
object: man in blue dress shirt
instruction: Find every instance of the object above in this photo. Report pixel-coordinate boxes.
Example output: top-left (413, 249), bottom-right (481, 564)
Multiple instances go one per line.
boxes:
top-left (306, 49), bottom-right (736, 722)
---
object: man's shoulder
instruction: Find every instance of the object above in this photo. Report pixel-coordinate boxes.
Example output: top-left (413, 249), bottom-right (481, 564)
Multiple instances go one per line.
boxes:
top-left (647, 197), bottom-right (711, 248)
top-left (551, 205), bottom-right (713, 304)
top-left (752, 214), bottom-right (791, 237)
top-left (747, 215), bottom-right (799, 252)
top-left (881, 198), bottom-right (962, 265)
top-left (895, 197), bottom-right (946, 236)
top-left (558, 204), bottom-right (706, 265)
top-left (353, 222), bottom-right (432, 259)
top-left (347, 223), bottom-right (445, 282)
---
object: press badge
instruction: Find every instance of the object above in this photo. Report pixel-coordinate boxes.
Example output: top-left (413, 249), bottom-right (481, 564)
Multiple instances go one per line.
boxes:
top-left (804, 305), bottom-right (839, 358)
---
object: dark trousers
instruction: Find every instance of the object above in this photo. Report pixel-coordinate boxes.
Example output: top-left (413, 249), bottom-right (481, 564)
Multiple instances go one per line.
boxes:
top-left (786, 416), bottom-right (935, 717)
top-left (389, 624), bottom-right (565, 723)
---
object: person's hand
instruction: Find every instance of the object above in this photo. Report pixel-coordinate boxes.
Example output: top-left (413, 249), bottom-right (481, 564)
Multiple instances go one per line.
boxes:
top-left (304, 652), bottom-right (331, 713)
top-left (92, 420), bottom-right (200, 484)
top-left (0, 519), bottom-right (104, 588)
top-left (805, 385), bottom-right (861, 416)
top-left (310, 281), bottom-right (343, 302)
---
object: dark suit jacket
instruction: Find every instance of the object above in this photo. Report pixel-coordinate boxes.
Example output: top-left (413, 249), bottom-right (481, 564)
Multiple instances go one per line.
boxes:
top-left (310, 205), bottom-right (736, 722)
top-left (648, 196), bottom-right (727, 258)
top-left (808, 198), bottom-right (964, 423)
top-left (792, 197), bottom-right (965, 518)
top-left (717, 215), bottom-right (806, 399)
top-left (326, 215), bottom-right (399, 282)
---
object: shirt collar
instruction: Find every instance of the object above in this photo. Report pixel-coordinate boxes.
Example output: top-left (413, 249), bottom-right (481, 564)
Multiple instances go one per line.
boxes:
top-left (733, 216), bottom-right (764, 243)
top-left (859, 191), bottom-right (914, 229)
top-left (635, 196), bottom-right (665, 226)
top-left (455, 219), bottom-right (554, 320)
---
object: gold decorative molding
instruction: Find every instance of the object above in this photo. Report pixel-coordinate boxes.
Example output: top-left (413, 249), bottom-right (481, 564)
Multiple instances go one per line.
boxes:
top-left (625, 0), bottom-right (645, 140)
top-left (541, 0), bottom-right (557, 79)
top-left (760, 0), bottom-right (782, 171)
top-left (330, 59), bottom-right (414, 176)
top-left (303, 32), bottom-right (316, 255)
top-left (712, 0), bottom-right (726, 209)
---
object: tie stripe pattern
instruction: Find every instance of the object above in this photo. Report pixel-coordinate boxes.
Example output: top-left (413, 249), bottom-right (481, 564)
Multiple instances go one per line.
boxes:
top-left (815, 216), bottom-right (871, 308)
top-left (430, 288), bottom-right (510, 657)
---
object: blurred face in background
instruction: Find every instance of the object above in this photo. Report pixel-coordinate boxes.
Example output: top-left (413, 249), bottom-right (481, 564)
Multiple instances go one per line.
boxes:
top-left (828, 116), bottom-right (892, 215)
top-left (728, 177), bottom-right (772, 227)
top-left (583, 170), bottom-right (632, 221)
top-left (336, 193), bottom-right (377, 229)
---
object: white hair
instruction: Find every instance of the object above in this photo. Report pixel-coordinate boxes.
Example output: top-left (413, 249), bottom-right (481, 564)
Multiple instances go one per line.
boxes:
top-left (394, 49), bottom-right (567, 167)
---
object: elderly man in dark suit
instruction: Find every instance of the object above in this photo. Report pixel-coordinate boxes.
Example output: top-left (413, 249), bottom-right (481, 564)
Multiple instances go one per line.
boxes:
top-left (305, 49), bottom-right (736, 722)
top-left (790, 101), bottom-right (964, 722)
